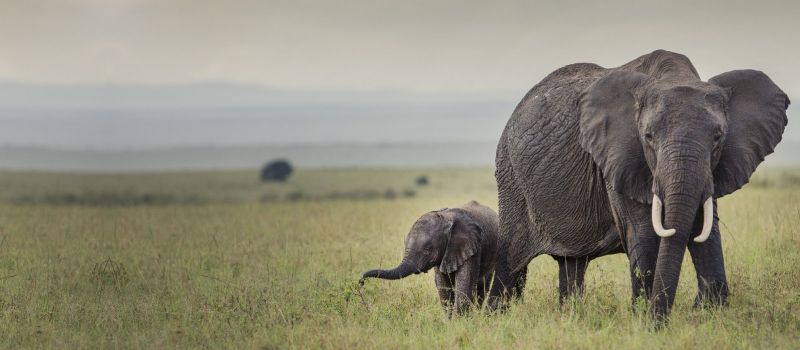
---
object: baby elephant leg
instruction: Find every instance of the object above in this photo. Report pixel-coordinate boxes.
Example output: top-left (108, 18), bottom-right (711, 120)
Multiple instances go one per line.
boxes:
top-left (554, 256), bottom-right (590, 303)
top-left (453, 257), bottom-right (480, 315)
top-left (475, 269), bottom-right (499, 308)
top-left (434, 268), bottom-right (455, 312)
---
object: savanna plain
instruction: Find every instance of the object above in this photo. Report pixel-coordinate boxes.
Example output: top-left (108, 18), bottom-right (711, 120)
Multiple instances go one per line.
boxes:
top-left (0, 167), bottom-right (797, 349)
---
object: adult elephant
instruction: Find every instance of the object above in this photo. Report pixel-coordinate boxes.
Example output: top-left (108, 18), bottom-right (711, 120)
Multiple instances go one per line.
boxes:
top-left (489, 50), bottom-right (789, 322)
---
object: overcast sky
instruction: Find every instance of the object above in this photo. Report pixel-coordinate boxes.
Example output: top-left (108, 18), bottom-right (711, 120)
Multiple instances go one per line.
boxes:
top-left (1, 0), bottom-right (798, 95)
top-left (0, 0), bottom-right (797, 156)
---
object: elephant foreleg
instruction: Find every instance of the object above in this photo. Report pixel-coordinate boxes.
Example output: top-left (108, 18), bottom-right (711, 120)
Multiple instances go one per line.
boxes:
top-left (555, 256), bottom-right (589, 303)
top-left (607, 190), bottom-right (660, 306)
top-left (453, 257), bottom-right (480, 315)
top-left (626, 222), bottom-right (661, 305)
top-left (687, 203), bottom-right (728, 308)
top-left (434, 269), bottom-right (455, 313)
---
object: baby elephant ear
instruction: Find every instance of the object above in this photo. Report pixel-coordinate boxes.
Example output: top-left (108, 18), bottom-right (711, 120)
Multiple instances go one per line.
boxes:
top-left (709, 70), bottom-right (790, 197)
top-left (439, 213), bottom-right (481, 274)
top-left (579, 71), bottom-right (654, 204)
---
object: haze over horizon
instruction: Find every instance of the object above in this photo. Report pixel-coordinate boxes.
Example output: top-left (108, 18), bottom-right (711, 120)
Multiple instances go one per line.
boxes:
top-left (0, 0), bottom-right (797, 168)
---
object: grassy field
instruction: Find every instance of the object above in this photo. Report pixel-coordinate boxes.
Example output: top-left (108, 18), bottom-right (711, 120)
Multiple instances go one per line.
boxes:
top-left (0, 167), bottom-right (797, 348)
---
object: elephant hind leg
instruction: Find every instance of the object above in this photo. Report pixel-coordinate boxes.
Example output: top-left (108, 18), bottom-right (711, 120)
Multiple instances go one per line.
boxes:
top-left (553, 255), bottom-right (590, 303)
top-left (510, 266), bottom-right (528, 301)
top-left (490, 142), bottom-right (539, 310)
top-left (494, 150), bottom-right (536, 294)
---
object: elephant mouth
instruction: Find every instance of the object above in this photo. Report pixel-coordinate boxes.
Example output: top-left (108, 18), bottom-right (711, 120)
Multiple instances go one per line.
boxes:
top-left (651, 194), bottom-right (713, 243)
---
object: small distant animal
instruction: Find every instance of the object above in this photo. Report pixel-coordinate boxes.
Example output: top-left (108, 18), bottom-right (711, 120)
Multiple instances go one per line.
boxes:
top-left (360, 200), bottom-right (508, 315)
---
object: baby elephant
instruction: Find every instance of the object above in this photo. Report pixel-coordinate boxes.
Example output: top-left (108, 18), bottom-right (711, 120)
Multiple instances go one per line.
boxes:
top-left (360, 200), bottom-right (499, 315)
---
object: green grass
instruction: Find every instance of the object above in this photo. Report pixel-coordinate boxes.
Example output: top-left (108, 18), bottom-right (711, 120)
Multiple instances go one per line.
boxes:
top-left (0, 167), bottom-right (797, 348)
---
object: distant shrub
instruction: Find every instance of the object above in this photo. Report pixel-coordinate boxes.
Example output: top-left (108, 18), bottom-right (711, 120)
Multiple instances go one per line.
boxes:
top-left (259, 193), bottom-right (280, 203)
top-left (748, 178), bottom-right (770, 188)
top-left (261, 159), bottom-right (294, 182)
top-left (322, 190), bottom-right (380, 200)
top-left (325, 191), bottom-right (358, 200)
top-left (286, 191), bottom-right (305, 201)
top-left (783, 173), bottom-right (800, 187)
top-left (256, 187), bottom-right (415, 203)
top-left (351, 190), bottom-right (381, 199)
top-left (415, 175), bottom-right (429, 186)
top-left (10, 192), bottom-right (209, 206)
top-left (747, 172), bottom-right (800, 189)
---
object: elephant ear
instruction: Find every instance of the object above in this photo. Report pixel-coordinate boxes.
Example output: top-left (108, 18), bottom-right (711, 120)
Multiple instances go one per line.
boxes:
top-left (709, 70), bottom-right (790, 197)
top-left (579, 71), bottom-right (654, 204)
top-left (439, 211), bottom-right (481, 274)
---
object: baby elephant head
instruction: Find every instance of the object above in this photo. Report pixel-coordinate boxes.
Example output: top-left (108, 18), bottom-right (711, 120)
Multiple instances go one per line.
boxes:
top-left (360, 209), bottom-right (481, 284)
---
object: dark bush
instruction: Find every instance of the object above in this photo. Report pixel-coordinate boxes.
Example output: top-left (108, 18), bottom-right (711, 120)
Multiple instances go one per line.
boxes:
top-left (261, 159), bottom-right (294, 182)
top-left (10, 192), bottom-right (209, 206)
top-left (415, 175), bottom-right (429, 186)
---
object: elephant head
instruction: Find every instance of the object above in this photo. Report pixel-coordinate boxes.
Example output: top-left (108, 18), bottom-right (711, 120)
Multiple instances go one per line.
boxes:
top-left (579, 69), bottom-right (789, 318)
top-left (360, 209), bottom-right (481, 283)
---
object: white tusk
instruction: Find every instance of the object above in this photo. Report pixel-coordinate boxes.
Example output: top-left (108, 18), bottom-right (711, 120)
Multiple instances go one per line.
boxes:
top-left (693, 198), bottom-right (714, 243)
top-left (652, 195), bottom-right (676, 237)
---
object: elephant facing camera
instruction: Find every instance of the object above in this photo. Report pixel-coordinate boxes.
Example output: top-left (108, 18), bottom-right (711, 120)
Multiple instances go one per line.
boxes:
top-left (359, 200), bottom-right (515, 315)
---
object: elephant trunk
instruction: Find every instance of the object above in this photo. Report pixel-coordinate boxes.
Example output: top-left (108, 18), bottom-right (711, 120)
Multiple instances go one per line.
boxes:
top-left (649, 197), bottom-right (697, 322)
top-left (359, 260), bottom-right (420, 285)
top-left (649, 145), bottom-right (711, 322)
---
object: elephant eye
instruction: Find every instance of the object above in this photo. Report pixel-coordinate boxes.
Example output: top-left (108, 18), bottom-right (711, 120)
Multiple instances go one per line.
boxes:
top-left (644, 133), bottom-right (654, 141)
top-left (713, 133), bottom-right (722, 142)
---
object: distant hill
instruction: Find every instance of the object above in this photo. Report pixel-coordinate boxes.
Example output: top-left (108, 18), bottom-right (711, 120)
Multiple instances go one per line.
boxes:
top-left (0, 140), bottom-right (796, 172)
top-left (0, 143), bottom-right (498, 172)
top-left (0, 82), bottom-right (517, 150)
top-left (0, 82), bottom-right (795, 171)
top-left (0, 104), bottom-right (512, 150)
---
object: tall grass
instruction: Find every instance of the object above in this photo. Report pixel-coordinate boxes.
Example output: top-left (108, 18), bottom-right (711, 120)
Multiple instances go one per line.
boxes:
top-left (0, 168), bottom-right (796, 348)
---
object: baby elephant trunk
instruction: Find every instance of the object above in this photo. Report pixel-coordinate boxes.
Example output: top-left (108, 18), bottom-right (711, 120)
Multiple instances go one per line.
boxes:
top-left (359, 261), bottom-right (419, 285)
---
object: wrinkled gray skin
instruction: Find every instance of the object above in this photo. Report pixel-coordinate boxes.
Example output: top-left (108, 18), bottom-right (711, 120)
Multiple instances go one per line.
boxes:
top-left (360, 201), bottom-right (505, 315)
top-left (489, 50), bottom-right (789, 323)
